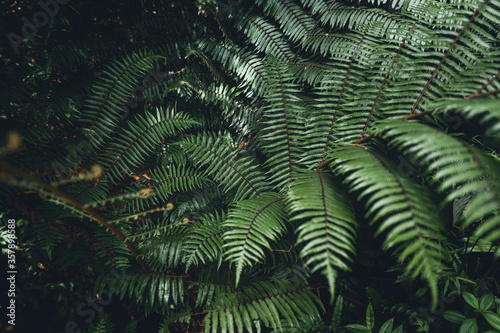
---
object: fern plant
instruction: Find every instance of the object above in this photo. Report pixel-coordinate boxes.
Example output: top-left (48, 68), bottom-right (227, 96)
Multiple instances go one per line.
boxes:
top-left (1, 0), bottom-right (500, 332)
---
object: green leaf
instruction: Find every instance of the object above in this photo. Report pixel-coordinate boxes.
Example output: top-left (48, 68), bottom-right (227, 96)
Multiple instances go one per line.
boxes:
top-left (366, 303), bottom-right (375, 329)
top-left (442, 310), bottom-right (467, 324)
top-left (462, 291), bottom-right (479, 310)
top-left (375, 120), bottom-right (500, 248)
top-left (258, 59), bottom-right (308, 189)
top-left (345, 324), bottom-right (371, 333)
top-left (183, 217), bottom-right (225, 271)
top-left (431, 98), bottom-right (500, 143)
top-left (82, 50), bottom-right (164, 145)
top-left (98, 107), bottom-right (199, 183)
top-left (479, 294), bottom-right (495, 312)
top-left (392, 324), bottom-right (403, 333)
top-left (203, 279), bottom-right (322, 332)
top-left (459, 318), bottom-right (478, 333)
top-left (224, 192), bottom-right (287, 286)
top-left (332, 295), bottom-right (343, 328)
top-left (378, 318), bottom-right (394, 333)
top-left (181, 131), bottom-right (268, 201)
top-left (483, 311), bottom-right (500, 330)
top-left (456, 277), bottom-right (476, 285)
top-left (151, 165), bottom-right (211, 202)
top-left (288, 170), bottom-right (357, 301)
top-left (332, 143), bottom-right (449, 306)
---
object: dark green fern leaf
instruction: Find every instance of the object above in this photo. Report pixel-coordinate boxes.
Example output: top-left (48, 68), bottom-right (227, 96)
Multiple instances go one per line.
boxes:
top-left (332, 143), bottom-right (450, 304)
top-left (183, 211), bottom-right (226, 271)
top-left (224, 192), bottom-right (287, 286)
top-left (87, 311), bottom-right (115, 333)
top-left (375, 120), bottom-right (500, 246)
top-left (97, 107), bottom-right (198, 183)
top-left (151, 165), bottom-right (212, 203)
top-left (82, 50), bottom-right (164, 145)
top-left (287, 170), bottom-right (357, 300)
top-left (203, 279), bottom-right (323, 333)
top-left (179, 131), bottom-right (269, 201)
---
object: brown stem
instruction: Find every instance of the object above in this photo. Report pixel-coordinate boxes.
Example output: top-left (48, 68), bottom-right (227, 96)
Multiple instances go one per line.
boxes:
top-left (464, 89), bottom-right (500, 100)
top-left (0, 161), bottom-right (151, 274)
top-left (355, 134), bottom-right (374, 145)
top-left (473, 71), bottom-right (500, 96)
top-left (403, 110), bottom-right (433, 121)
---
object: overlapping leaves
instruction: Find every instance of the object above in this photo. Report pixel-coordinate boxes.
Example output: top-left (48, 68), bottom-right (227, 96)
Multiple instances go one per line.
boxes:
top-left (332, 144), bottom-right (449, 302)
top-left (224, 192), bottom-right (287, 286)
top-left (287, 170), bottom-right (357, 299)
top-left (376, 120), bottom-right (500, 249)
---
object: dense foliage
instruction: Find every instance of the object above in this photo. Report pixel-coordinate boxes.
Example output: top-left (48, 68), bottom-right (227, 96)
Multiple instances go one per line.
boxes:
top-left (1, 0), bottom-right (500, 332)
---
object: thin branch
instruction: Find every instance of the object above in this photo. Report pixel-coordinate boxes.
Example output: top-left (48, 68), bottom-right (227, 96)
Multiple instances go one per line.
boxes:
top-left (355, 133), bottom-right (374, 145)
top-left (464, 89), bottom-right (500, 100)
top-left (0, 161), bottom-right (151, 274)
top-left (403, 110), bottom-right (433, 121)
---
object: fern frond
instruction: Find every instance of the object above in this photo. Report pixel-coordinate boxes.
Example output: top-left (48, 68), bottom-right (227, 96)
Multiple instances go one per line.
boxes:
top-left (29, 222), bottom-right (65, 261)
top-left (93, 226), bottom-right (135, 270)
top-left (375, 120), bottom-right (500, 244)
top-left (259, 60), bottom-right (307, 189)
top-left (167, 183), bottom-right (226, 223)
top-left (332, 143), bottom-right (450, 303)
top-left (287, 170), bottom-right (357, 300)
top-left (127, 218), bottom-right (184, 242)
top-left (151, 165), bottom-right (211, 203)
top-left (3, 176), bottom-right (98, 222)
top-left (97, 107), bottom-right (198, 183)
top-left (179, 131), bottom-right (268, 201)
top-left (183, 212), bottom-right (225, 271)
top-left (107, 200), bottom-right (169, 225)
top-left (234, 11), bottom-right (295, 62)
top-left (87, 311), bottom-right (115, 333)
top-left (65, 181), bottom-right (110, 207)
top-left (197, 39), bottom-right (269, 92)
top-left (202, 279), bottom-right (322, 332)
top-left (189, 267), bottom-right (238, 310)
top-left (430, 98), bottom-right (500, 141)
top-left (195, 83), bottom-right (262, 134)
top-left (95, 272), bottom-right (185, 315)
top-left (224, 192), bottom-right (287, 286)
top-left (255, 0), bottom-right (316, 44)
top-left (320, 3), bottom-right (402, 32)
top-left (300, 26), bottom-right (387, 155)
top-left (265, 236), bottom-right (300, 267)
top-left (82, 50), bottom-right (164, 144)
top-left (299, 0), bottom-right (500, 149)
top-left (143, 230), bottom-right (186, 272)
